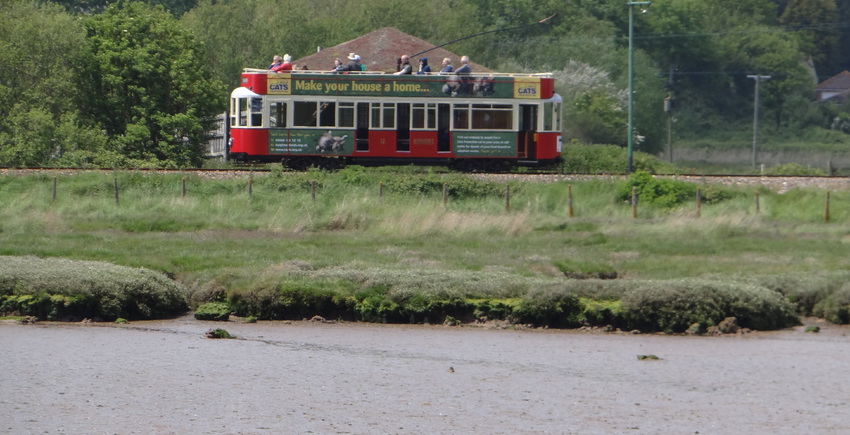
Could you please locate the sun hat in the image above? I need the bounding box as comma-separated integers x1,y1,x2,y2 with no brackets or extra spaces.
283,54,292,62
354,55,361,61
348,52,358,60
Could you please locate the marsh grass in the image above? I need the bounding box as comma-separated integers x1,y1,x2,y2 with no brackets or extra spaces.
2,169,850,329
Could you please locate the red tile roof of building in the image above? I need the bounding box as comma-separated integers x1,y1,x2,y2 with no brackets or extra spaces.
292,27,490,73
815,70,850,91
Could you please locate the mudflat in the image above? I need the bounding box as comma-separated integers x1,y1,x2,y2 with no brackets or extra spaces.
2,317,848,434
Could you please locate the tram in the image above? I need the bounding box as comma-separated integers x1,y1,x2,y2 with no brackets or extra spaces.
228,69,563,171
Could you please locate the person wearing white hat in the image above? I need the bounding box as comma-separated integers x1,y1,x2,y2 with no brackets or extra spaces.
344,52,360,72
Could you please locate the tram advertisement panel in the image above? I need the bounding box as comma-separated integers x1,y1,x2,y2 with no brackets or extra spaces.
267,74,544,99
269,130,354,155
453,132,516,157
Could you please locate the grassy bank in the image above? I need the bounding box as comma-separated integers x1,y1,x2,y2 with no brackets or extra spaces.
1,167,850,331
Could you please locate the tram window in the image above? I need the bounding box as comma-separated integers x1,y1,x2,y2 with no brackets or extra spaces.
238,98,249,127
411,103,436,130
251,98,263,127
319,102,336,127
471,104,512,130
230,98,240,127
371,103,381,128
453,104,469,130
554,102,562,131
270,102,287,128
543,103,553,131
382,104,395,129
338,102,354,128
412,103,426,129
294,101,318,126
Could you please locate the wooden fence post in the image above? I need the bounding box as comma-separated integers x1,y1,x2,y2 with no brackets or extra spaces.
755,192,760,215
631,186,637,219
379,181,384,202
696,188,702,218
181,177,186,198
567,184,574,218
311,181,316,202
52,176,57,202
113,178,119,205
442,183,448,207
505,185,510,212
824,191,830,223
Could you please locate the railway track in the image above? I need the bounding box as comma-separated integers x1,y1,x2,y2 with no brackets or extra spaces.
3,167,850,192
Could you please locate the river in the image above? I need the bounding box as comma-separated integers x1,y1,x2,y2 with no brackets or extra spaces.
1,316,848,434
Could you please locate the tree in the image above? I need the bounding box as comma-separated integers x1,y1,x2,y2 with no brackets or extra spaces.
779,0,840,78
48,0,200,17
75,1,226,167
0,0,107,167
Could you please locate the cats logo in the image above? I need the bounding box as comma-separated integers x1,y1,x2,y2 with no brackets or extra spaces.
513,77,541,99
267,76,292,95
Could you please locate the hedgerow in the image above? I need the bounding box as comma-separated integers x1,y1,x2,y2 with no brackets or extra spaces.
0,256,187,320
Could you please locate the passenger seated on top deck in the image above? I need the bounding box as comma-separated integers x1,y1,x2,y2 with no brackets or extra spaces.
394,55,412,75
454,55,471,75
417,57,431,75
271,54,293,72
331,58,345,73
269,55,282,70
344,53,361,72
439,57,453,74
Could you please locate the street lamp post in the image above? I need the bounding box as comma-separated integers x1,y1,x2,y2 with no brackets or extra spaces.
747,74,771,168
627,1,651,174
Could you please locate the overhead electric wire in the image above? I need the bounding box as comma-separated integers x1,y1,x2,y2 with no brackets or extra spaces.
410,13,557,58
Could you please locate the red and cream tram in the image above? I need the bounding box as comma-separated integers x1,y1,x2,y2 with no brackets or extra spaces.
228,69,562,171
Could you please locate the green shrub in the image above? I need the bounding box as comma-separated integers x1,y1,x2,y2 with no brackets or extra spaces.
561,143,677,174
229,279,356,320
0,256,187,320
620,279,798,333
813,283,850,324
618,171,697,208
580,298,623,326
511,289,582,328
194,302,231,321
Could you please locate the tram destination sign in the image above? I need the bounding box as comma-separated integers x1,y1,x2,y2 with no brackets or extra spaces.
265,73,546,99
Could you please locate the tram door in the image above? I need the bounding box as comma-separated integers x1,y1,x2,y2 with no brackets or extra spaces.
356,103,369,151
519,104,538,160
437,104,451,152
397,103,410,152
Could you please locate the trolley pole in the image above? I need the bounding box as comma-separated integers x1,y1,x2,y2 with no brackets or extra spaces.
747,74,770,168
627,1,651,174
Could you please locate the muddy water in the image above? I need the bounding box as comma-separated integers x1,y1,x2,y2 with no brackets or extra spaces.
2,317,849,435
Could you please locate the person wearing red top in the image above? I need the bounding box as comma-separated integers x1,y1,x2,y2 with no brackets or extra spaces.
272,54,293,72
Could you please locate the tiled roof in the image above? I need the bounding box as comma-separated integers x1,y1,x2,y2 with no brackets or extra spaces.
815,70,850,91
291,27,490,73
